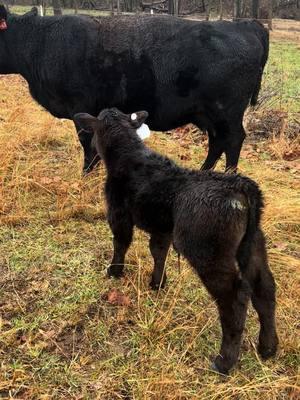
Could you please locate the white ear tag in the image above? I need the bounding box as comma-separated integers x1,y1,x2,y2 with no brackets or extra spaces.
136,123,151,140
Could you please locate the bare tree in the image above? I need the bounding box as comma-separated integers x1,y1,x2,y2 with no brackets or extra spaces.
73,0,78,14
268,0,273,29
252,0,260,18
206,0,211,19
174,0,179,15
234,0,242,18
219,0,223,19
53,0,62,15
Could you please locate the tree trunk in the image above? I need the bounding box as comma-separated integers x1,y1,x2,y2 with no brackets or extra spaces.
219,0,223,20
174,0,178,16
52,0,62,15
201,0,205,13
268,0,273,30
74,0,78,14
234,0,241,18
111,0,114,15
252,0,259,19
206,0,211,20
168,0,174,14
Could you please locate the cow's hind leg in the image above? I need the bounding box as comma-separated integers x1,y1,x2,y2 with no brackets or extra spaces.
149,233,171,290
200,130,225,171
107,210,133,278
198,264,251,374
224,121,246,173
248,231,278,359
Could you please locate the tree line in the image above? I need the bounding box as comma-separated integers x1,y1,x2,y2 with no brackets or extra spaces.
3,0,300,19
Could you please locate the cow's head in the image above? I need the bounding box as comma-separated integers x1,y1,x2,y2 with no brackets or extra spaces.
0,6,38,73
74,108,149,164
0,5,8,31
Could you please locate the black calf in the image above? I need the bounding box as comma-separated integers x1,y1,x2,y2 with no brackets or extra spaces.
74,108,278,374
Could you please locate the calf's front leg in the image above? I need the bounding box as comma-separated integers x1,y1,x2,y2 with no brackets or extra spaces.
149,233,171,290
107,209,133,278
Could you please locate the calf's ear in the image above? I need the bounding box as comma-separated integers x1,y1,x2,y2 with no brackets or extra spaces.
130,111,149,128
73,113,101,133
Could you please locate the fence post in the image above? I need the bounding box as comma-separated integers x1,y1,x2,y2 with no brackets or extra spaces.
268,0,273,30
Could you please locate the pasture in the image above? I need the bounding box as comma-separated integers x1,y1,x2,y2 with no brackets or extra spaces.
0,20,299,399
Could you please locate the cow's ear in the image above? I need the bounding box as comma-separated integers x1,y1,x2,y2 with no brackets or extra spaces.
130,111,149,128
0,5,7,20
24,7,38,17
74,113,101,133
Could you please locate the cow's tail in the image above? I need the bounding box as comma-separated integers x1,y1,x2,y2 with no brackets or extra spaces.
236,179,264,272
250,21,270,106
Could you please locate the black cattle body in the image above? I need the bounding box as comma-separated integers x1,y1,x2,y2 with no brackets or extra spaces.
0,5,269,172
74,108,278,375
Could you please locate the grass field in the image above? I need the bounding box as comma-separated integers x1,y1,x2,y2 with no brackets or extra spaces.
0,17,300,400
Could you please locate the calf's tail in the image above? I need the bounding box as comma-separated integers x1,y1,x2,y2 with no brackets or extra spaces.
236,182,264,272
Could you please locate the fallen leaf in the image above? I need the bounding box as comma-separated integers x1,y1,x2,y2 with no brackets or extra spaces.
40,177,53,185
104,288,131,307
274,242,288,251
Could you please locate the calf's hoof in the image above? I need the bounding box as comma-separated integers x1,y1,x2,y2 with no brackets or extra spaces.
107,265,124,278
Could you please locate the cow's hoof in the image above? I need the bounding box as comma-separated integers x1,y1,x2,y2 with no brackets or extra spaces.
211,356,231,375
149,277,166,291
258,339,278,360
107,265,124,278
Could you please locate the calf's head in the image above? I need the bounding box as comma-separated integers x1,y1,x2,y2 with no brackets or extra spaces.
74,108,149,160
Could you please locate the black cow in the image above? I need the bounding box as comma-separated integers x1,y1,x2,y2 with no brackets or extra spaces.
74,108,278,374
0,5,269,172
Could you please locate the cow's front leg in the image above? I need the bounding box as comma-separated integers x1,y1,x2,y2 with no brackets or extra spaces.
149,233,171,290
107,209,133,278
74,122,101,174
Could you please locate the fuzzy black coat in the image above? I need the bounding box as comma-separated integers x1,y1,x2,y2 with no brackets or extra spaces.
74,108,278,374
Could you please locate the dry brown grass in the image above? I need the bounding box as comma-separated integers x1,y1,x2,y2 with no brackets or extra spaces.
0,36,299,399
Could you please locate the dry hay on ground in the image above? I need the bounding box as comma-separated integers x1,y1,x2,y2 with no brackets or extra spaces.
0,73,299,399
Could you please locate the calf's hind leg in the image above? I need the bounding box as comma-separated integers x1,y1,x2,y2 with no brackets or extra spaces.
198,264,252,374
149,233,171,290
248,231,278,359
107,210,133,278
